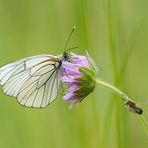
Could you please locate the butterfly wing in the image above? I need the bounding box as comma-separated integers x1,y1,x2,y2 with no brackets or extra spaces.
0,54,62,108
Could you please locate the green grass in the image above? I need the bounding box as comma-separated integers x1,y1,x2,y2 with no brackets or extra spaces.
0,0,148,148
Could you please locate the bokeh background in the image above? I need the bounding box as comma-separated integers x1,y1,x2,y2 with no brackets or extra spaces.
0,0,148,148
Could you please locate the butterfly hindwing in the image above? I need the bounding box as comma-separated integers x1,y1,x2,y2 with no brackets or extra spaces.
0,54,62,108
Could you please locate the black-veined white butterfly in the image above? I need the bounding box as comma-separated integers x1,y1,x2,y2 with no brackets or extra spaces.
0,26,76,108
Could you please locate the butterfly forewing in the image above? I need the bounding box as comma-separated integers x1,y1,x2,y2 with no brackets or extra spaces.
0,54,62,108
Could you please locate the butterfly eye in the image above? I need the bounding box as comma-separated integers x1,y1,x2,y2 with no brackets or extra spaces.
64,53,69,61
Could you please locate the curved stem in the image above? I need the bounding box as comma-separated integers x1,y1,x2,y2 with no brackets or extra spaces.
96,79,131,102
96,78,144,115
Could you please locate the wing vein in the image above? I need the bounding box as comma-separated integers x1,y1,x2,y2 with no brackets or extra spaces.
48,71,57,104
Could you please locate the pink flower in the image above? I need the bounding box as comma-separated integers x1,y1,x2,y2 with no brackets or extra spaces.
61,52,97,108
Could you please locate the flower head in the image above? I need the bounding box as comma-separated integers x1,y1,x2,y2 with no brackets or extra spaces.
61,51,97,108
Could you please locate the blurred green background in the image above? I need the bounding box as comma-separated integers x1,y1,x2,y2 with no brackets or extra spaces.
0,0,148,148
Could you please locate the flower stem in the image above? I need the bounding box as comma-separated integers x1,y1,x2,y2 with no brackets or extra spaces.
96,79,130,102
95,78,144,115
140,115,148,136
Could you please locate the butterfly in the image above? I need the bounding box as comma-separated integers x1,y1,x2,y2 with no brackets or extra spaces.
0,26,76,108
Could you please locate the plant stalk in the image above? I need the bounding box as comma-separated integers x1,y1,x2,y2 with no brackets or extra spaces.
96,78,144,115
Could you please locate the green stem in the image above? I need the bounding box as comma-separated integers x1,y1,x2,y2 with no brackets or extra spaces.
96,78,145,116
140,115,148,135
96,79,131,102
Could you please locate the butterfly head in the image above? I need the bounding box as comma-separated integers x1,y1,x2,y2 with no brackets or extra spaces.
63,52,70,61
62,47,78,62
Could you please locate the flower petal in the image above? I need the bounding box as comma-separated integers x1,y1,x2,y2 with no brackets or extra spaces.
61,76,73,83
69,83,79,91
62,62,81,76
71,52,89,67
63,92,76,101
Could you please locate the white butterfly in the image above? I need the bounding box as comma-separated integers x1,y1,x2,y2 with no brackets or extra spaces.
0,53,69,108
0,26,76,108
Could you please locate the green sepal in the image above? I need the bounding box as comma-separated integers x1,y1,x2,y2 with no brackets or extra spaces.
74,66,96,98
78,67,96,83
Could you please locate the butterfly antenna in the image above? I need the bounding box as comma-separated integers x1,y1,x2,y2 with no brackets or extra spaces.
64,26,76,52
65,46,79,53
